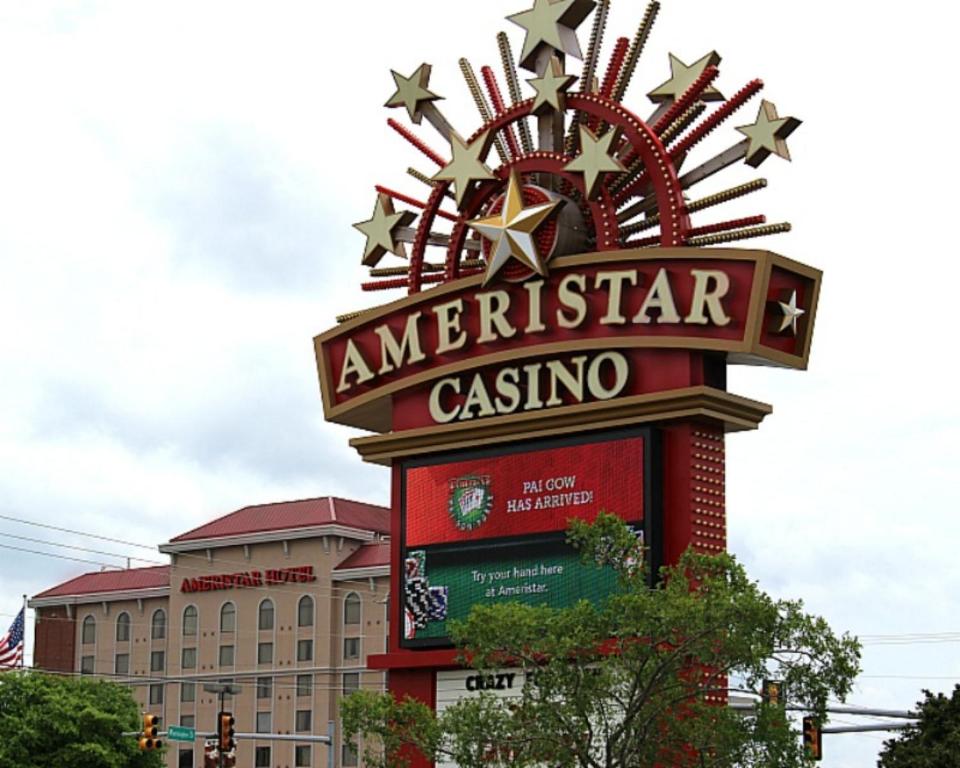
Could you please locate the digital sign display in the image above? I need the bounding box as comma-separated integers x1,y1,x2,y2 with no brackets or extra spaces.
400,429,658,647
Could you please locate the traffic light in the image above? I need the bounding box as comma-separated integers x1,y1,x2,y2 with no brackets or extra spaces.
218,711,235,753
138,713,162,751
802,716,822,761
762,679,784,705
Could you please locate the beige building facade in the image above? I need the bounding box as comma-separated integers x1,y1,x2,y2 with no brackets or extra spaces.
30,497,391,768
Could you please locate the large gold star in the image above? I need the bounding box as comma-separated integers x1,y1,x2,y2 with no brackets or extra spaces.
507,0,595,72
564,125,626,199
431,131,496,208
736,100,802,168
353,193,416,267
384,64,442,124
648,52,724,103
470,172,562,285
528,56,578,114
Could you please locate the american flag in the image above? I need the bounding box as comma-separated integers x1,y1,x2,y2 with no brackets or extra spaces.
0,608,24,668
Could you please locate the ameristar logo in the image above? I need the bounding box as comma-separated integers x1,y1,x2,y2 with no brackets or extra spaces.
448,475,493,531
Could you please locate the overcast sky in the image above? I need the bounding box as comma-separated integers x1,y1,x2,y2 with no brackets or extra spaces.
0,2,956,765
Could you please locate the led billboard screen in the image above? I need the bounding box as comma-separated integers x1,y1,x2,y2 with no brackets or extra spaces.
400,429,658,647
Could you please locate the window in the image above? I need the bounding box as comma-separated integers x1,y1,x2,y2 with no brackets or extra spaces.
81,615,95,644
180,715,195,728
181,647,196,670
114,653,129,675
151,609,166,640
116,612,131,642
255,747,271,768
296,674,312,697
219,645,234,667
342,672,360,695
178,749,193,768
257,642,273,665
297,639,313,662
256,711,271,733
258,599,274,631
298,595,314,627
182,605,197,637
344,593,361,625
80,655,94,674
295,745,311,767
149,684,163,705
257,677,272,699
180,682,195,702
295,709,312,732
344,637,360,660
220,602,236,633
219,678,235,700
342,741,359,767
150,650,165,672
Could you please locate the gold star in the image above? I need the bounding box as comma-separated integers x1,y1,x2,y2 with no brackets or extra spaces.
648,52,724,103
470,172,562,285
431,131,496,208
528,56,578,114
507,0,595,72
353,193,416,267
736,100,802,168
384,64,442,124
777,290,805,335
564,125,626,199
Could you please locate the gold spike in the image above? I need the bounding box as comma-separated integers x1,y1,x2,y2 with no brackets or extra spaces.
459,58,510,164
687,178,768,213
497,32,534,153
660,101,707,145
406,167,456,200
687,222,790,247
612,1,660,102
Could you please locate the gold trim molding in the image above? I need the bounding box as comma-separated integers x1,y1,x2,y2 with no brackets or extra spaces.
349,386,772,465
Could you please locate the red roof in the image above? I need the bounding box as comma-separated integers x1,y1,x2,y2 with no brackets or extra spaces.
168,497,390,543
33,565,170,600
334,541,390,571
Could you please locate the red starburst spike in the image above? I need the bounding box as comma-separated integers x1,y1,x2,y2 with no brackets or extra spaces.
480,65,521,158
601,37,630,99
375,185,458,222
387,118,447,167
652,64,720,135
669,79,763,158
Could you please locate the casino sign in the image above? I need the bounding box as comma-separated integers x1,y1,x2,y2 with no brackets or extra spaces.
312,0,820,746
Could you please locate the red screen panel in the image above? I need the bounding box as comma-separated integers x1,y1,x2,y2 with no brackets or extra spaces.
404,436,645,547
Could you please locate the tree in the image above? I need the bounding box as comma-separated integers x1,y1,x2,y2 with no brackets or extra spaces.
878,685,960,767
343,513,861,768
0,671,163,768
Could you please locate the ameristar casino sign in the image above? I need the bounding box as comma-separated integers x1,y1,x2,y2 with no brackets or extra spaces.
312,0,819,758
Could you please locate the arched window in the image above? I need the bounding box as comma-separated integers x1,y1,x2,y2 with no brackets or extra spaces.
116,612,131,642
220,602,236,633
182,605,198,637
81,615,96,644
151,609,166,640
258,599,274,631
298,596,314,628
344,593,361,626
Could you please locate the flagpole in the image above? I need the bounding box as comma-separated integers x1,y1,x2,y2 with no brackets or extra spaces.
21,594,27,671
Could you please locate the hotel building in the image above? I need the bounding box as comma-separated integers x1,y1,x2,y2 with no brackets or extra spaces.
29,496,391,768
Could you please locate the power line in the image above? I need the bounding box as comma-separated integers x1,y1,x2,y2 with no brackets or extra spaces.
0,530,164,565
0,512,159,551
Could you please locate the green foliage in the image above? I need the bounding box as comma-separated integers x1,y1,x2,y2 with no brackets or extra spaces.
0,671,163,768
877,685,960,768
344,513,861,768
